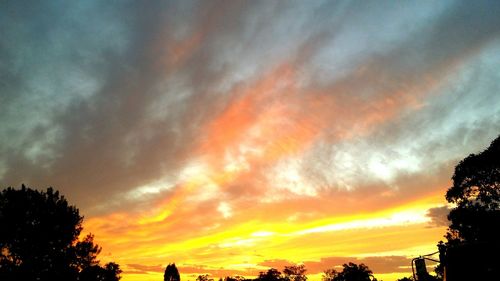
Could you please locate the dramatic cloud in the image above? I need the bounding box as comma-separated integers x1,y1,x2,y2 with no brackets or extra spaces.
2,1,500,281
426,206,452,228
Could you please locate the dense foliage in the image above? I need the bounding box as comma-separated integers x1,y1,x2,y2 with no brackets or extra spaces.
445,135,500,244
438,134,500,280
0,185,121,281
322,263,376,281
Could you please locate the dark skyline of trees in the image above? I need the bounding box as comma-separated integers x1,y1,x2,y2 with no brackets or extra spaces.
322,263,376,281
201,263,375,281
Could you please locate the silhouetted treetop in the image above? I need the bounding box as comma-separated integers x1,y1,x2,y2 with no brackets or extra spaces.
224,275,247,281
323,263,376,281
438,134,500,281
283,265,307,281
395,277,413,281
322,268,339,281
197,274,214,281
447,134,500,207
165,263,180,281
445,134,500,244
80,262,122,281
256,268,284,281
0,186,82,254
0,185,121,281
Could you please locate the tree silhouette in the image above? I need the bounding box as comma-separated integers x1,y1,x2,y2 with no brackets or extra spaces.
396,275,439,281
323,263,376,281
256,268,284,281
73,233,102,270
0,185,121,281
283,265,307,281
79,262,122,281
445,135,500,244
395,277,413,281
322,268,339,281
224,275,247,281
438,134,500,281
164,263,180,281
197,274,214,281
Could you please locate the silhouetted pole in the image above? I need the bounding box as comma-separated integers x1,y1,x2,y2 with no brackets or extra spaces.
412,251,440,281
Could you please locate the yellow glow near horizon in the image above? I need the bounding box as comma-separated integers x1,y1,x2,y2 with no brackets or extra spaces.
87,192,447,281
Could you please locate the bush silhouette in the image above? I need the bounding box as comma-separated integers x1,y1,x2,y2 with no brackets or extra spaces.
0,185,121,281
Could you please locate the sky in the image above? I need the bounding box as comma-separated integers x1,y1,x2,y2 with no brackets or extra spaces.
1,1,500,280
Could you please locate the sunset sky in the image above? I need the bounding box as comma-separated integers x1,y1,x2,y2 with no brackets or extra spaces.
2,1,500,281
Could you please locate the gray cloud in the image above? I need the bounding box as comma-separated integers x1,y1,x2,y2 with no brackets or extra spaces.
427,206,451,228
1,0,500,216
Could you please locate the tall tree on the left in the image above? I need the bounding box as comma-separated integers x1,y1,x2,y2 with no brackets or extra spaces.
0,185,121,281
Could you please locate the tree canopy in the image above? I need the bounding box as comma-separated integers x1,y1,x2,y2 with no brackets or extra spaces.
322,263,376,281
164,263,181,281
445,135,500,244
322,268,339,281
439,134,500,281
283,265,307,281
0,185,121,281
197,274,215,281
256,268,284,281
395,277,413,281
